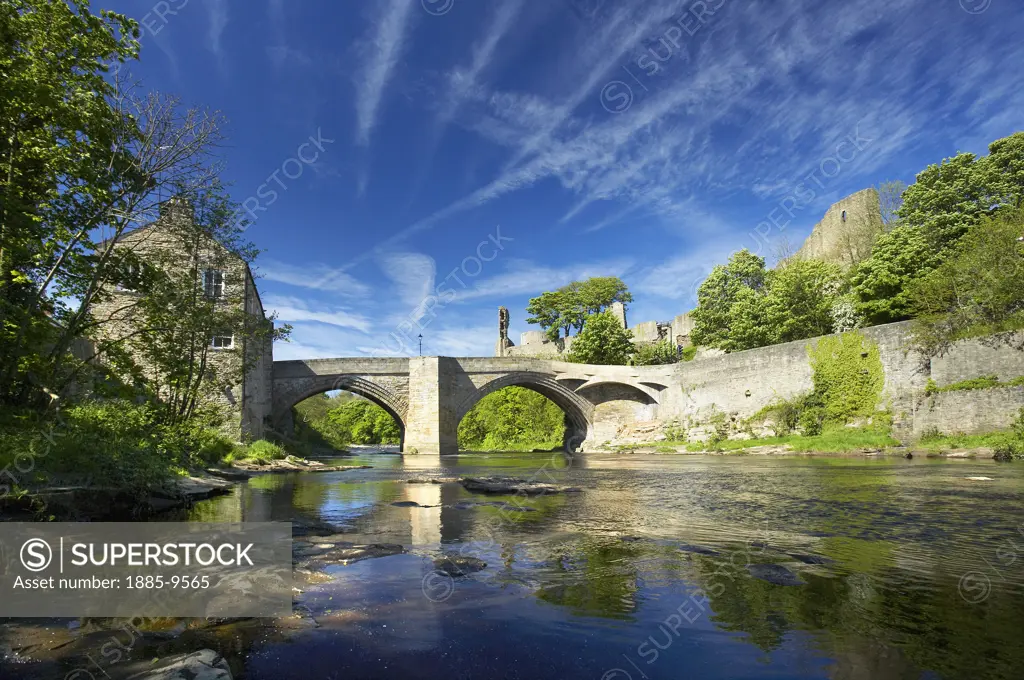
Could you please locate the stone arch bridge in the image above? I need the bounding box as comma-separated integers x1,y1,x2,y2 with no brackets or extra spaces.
270,357,676,455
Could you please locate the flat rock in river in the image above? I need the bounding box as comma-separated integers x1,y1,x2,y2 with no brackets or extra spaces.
433,555,487,577
123,649,231,679
460,476,581,495
294,541,405,570
747,563,805,586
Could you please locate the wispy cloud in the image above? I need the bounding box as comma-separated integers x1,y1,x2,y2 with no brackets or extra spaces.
377,252,436,322
264,295,373,333
354,0,418,146
454,257,636,302
258,259,371,297
205,0,229,70
436,0,524,127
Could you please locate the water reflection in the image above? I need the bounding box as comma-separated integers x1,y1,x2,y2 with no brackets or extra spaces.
12,452,1021,679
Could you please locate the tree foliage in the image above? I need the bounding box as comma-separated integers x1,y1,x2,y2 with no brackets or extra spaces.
849,223,935,325
630,339,679,366
0,0,139,404
458,386,565,451
877,179,907,227
328,398,401,445
691,252,845,352
690,250,767,349
526,276,632,341
567,310,634,365
909,210,1024,355
853,133,1024,326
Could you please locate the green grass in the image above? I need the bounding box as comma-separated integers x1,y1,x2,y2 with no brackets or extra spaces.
915,430,1014,451
683,425,900,453
222,439,288,465
926,374,1024,395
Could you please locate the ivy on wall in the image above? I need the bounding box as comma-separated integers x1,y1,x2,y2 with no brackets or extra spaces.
806,332,885,424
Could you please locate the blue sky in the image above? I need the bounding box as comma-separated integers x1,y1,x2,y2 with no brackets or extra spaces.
105,0,1024,360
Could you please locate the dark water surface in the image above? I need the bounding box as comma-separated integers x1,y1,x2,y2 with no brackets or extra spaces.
7,452,1024,679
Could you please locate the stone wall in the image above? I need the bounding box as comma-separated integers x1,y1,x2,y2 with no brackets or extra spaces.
910,387,1024,438
241,269,273,440
611,323,1021,446
793,187,884,268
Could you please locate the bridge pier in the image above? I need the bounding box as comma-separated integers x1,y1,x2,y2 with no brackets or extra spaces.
403,357,458,455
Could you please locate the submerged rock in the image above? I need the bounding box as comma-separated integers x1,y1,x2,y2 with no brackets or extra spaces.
747,563,805,586
124,649,231,679
787,552,834,565
391,500,433,507
460,476,581,495
452,500,536,512
678,544,721,556
293,541,405,570
433,555,487,577
407,477,460,484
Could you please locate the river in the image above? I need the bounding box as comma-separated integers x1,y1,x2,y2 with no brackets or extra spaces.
4,452,1024,679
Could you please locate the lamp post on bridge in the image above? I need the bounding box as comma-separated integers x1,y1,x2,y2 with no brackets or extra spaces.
418,334,423,356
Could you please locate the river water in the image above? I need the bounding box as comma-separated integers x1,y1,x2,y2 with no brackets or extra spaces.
6,452,1024,679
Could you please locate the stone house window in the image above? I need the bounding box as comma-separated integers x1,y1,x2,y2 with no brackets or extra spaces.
204,269,225,298
211,334,234,350
841,210,847,222
117,263,142,292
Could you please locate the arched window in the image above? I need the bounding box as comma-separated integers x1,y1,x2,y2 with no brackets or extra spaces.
841,210,848,222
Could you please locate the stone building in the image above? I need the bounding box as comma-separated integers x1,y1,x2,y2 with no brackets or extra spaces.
91,198,273,440
793,187,884,268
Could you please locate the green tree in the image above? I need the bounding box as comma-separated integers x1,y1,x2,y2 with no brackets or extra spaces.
981,131,1024,211
577,276,633,314
293,392,355,450
765,259,845,344
526,289,577,341
850,223,936,325
909,210,1024,355
568,311,634,365
327,398,401,445
692,253,843,352
690,249,767,348
526,276,632,340
457,386,565,451
0,0,139,404
897,151,989,253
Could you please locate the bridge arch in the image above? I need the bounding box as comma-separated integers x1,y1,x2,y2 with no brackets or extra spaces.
455,372,595,452
270,374,408,445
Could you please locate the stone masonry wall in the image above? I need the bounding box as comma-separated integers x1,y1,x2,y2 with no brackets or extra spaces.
601,323,1023,446
793,187,884,268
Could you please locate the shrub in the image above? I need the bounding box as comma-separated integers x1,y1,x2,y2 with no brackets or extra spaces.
748,397,803,436
631,340,679,366
993,409,1024,461
246,440,286,461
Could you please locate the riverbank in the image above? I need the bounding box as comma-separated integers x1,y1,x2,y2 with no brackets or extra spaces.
0,454,372,521
602,443,1000,458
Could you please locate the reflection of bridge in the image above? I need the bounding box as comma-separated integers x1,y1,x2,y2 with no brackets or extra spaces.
270,357,675,455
